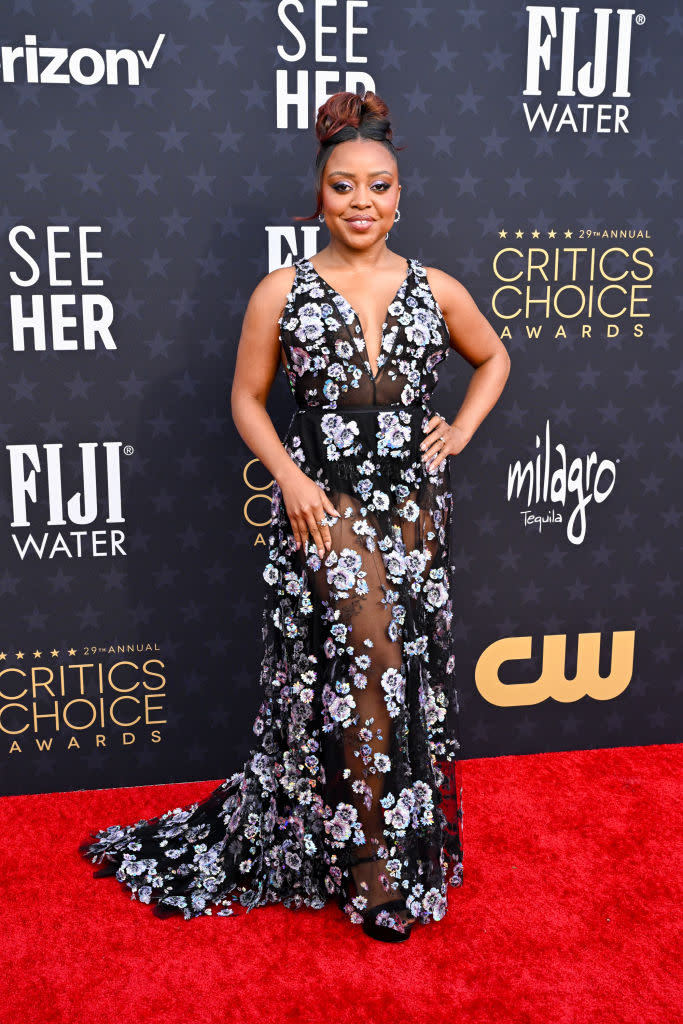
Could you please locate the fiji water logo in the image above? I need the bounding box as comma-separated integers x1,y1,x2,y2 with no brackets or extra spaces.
507,420,617,544
0,33,165,86
5,441,128,559
523,7,645,133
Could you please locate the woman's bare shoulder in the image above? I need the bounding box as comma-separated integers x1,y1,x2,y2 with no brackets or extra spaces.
248,263,297,312
239,263,299,349
421,264,473,316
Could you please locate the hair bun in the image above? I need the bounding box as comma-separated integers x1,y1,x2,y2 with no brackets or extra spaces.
315,90,393,147
293,89,400,222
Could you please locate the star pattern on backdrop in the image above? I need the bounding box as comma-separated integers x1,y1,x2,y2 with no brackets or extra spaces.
0,0,678,797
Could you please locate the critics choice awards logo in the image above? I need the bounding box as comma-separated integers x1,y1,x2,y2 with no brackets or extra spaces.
0,644,167,756
492,229,653,340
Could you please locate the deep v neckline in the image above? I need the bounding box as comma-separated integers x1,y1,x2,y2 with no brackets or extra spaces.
303,257,412,381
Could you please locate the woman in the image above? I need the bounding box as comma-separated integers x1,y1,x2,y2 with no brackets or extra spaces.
79,90,510,943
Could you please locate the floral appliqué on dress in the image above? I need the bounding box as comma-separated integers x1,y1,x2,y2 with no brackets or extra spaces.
80,256,464,929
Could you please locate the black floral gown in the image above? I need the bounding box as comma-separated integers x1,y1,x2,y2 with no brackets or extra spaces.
79,255,464,929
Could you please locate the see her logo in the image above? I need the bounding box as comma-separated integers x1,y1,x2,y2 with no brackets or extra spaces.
275,0,375,128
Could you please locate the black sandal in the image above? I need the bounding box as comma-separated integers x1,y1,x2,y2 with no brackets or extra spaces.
337,852,414,943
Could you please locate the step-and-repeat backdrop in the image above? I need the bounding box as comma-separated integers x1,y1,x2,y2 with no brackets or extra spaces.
1,3,678,796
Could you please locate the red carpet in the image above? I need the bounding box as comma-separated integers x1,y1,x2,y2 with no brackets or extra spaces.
2,744,680,1024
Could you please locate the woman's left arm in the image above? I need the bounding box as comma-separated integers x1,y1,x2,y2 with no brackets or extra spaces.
421,266,511,472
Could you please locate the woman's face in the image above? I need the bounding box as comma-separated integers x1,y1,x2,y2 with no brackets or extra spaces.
319,137,400,249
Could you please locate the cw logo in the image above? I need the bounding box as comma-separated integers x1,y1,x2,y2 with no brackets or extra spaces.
476,631,635,707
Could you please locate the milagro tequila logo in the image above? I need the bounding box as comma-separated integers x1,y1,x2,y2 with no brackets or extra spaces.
6,441,128,559
0,33,165,86
507,420,617,544
523,6,645,133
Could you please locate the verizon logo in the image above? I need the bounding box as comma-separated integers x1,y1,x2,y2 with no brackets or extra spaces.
0,33,165,86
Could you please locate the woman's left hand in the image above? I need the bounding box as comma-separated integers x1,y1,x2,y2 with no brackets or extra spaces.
420,414,469,472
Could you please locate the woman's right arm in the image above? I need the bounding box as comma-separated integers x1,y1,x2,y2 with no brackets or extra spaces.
230,267,339,556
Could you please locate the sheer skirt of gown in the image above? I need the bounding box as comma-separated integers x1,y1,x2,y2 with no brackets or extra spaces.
79,255,464,933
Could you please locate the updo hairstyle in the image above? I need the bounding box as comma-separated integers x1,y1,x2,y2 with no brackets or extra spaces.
295,90,403,222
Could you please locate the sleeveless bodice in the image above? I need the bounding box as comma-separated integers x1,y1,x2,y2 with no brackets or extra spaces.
278,256,451,410
78,252,464,929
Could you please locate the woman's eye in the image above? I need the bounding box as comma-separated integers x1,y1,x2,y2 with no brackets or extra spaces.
332,182,391,192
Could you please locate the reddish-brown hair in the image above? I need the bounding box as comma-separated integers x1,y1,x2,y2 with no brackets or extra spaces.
294,90,404,222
